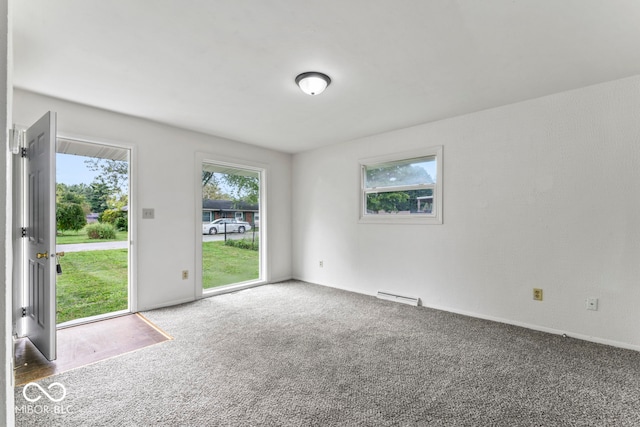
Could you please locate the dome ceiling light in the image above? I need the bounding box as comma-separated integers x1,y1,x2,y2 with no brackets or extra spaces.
295,72,331,96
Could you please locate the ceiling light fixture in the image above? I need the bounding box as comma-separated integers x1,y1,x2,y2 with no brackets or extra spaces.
295,72,331,96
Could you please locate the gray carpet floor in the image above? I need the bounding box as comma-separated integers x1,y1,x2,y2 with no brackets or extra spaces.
14,281,640,426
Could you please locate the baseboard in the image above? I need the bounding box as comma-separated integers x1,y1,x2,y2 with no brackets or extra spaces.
269,275,294,284
291,276,377,297
416,302,640,352
292,278,640,353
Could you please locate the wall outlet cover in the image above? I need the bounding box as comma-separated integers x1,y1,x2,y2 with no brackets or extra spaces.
533,288,543,301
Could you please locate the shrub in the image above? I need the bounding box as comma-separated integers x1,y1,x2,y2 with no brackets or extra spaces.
86,222,117,240
99,209,116,224
225,238,259,251
56,202,87,234
101,208,128,231
114,216,128,231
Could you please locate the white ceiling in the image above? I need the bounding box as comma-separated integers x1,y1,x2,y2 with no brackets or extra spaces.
12,1,640,154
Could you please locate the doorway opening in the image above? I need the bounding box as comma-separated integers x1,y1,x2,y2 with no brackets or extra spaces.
200,162,262,291
55,138,131,326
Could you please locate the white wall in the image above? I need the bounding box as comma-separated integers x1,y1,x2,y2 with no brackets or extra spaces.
13,89,292,311
292,75,640,350
1,0,13,425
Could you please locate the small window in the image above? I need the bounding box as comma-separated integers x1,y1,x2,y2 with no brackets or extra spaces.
360,146,442,224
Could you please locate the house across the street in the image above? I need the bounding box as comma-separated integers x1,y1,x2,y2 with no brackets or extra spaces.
86,213,99,223
202,199,259,225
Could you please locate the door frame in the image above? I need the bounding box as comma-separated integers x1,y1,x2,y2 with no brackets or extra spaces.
12,133,138,337
12,126,26,339
195,152,268,299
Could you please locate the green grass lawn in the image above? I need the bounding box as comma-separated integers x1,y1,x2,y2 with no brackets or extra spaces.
56,227,128,245
56,242,258,323
202,241,259,289
56,249,128,324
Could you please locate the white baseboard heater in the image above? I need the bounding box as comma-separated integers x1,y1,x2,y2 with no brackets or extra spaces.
376,291,421,306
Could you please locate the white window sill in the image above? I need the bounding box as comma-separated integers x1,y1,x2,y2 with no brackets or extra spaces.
359,214,442,225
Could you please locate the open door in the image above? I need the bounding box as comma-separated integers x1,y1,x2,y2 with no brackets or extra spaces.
24,112,57,361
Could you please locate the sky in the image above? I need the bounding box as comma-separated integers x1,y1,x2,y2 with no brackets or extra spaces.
56,153,99,185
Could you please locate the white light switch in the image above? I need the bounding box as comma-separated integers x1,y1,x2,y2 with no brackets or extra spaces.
142,208,155,219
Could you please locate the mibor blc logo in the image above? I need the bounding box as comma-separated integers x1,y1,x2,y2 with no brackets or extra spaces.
22,382,67,403
16,382,71,416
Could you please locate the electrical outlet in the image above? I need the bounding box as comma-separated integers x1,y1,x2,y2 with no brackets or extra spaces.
533,288,543,301
586,298,598,311
182,270,189,280
319,260,323,268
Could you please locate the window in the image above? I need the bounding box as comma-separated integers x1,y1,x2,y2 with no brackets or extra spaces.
200,161,263,291
360,146,443,224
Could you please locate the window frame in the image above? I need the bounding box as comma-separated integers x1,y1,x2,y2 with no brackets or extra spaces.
195,153,267,299
359,146,443,225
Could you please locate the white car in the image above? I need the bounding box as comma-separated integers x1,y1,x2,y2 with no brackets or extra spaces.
202,218,252,235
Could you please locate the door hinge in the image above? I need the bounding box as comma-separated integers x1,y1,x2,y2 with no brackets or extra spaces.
20,147,27,158
21,227,27,238
21,307,26,317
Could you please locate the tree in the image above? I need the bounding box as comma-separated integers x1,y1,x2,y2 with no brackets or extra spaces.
364,162,434,213
221,174,259,203
202,171,216,187
366,192,411,213
202,171,258,202
100,208,128,231
86,182,111,213
56,203,87,234
203,184,230,200
365,163,433,188
56,183,91,214
85,158,128,198
202,172,231,200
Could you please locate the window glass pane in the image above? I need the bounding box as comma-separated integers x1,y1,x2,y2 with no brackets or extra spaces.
365,189,434,215
202,163,261,290
202,211,211,222
365,156,436,189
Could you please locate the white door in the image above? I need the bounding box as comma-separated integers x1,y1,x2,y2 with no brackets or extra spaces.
24,112,57,361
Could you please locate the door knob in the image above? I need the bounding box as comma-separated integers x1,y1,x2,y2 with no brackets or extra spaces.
36,252,49,259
